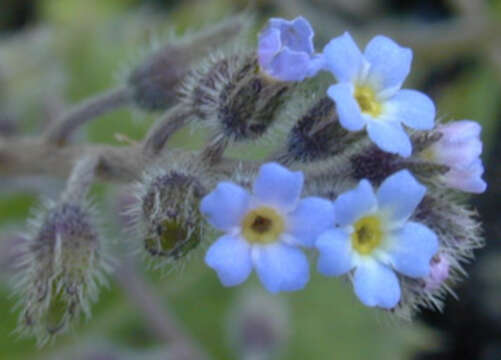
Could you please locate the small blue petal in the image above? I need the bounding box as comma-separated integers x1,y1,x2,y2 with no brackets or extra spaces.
387,89,435,130
205,235,252,286
323,32,364,83
270,16,315,54
259,17,319,82
258,27,282,68
253,162,304,212
333,179,376,226
253,242,310,293
287,197,335,247
327,83,365,131
376,169,426,225
316,228,354,276
387,222,439,278
268,48,313,82
353,261,400,309
366,118,412,157
200,182,250,231
364,35,412,92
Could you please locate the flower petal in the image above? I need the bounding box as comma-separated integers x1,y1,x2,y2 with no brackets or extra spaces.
253,162,304,212
438,120,481,143
366,118,412,157
270,16,315,54
287,197,335,247
267,48,313,82
316,228,354,276
444,159,487,193
327,83,366,131
376,169,426,225
258,27,281,68
386,90,435,130
353,260,400,309
364,35,412,92
333,179,376,226
253,242,309,293
200,182,250,231
205,235,252,286
386,222,438,278
323,32,364,83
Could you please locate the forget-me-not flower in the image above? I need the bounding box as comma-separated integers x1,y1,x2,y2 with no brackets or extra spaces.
420,120,486,193
315,170,439,308
258,17,325,82
323,32,435,157
200,162,334,293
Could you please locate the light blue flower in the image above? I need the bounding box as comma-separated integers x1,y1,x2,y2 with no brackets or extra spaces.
258,17,325,82
420,120,486,193
200,162,334,293
323,32,436,157
315,170,439,308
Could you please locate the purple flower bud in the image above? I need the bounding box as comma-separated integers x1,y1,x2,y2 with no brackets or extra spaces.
427,120,486,193
424,254,450,291
258,17,324,82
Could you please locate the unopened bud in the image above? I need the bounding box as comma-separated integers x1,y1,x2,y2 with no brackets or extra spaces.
128,14,251,111
424,253,450,291
349,145,402,185
413,121,486,193
282,96,361,164
14,200,109,344
130,164,207,268
182,53,292,142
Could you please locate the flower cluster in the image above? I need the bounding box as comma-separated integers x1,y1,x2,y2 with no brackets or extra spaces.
198,16,487,312
202,163,438,308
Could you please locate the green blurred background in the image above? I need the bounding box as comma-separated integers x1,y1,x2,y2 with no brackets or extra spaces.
0,0,500,359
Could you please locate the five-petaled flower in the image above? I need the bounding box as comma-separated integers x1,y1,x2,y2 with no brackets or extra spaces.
200,162,334,293
420,120,486,193
258,16,325,82
323,32,435,157
315,170,439,308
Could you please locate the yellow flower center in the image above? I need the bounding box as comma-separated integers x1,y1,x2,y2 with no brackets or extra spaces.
241,206,285,244
419,147,437,162
354,85,382,117
351,215,383,255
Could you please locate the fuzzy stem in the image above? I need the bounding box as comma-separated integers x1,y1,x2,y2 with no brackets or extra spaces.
115,259,209,360
44,86,133,145
142,105,194,157
61,155,99,203
0,137,247,183
199,133,230,166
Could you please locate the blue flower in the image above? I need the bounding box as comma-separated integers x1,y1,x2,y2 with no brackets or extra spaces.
258,17,325,82
323,32,436,157
315,170,439,308
200,162,334,293
420,120,486,193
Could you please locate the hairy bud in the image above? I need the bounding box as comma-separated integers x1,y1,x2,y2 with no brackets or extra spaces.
349,145,402,185
281,97,361,164
181,53,292,142
13,200,109,345
392,192,482,317
128,15,252,111
129,161,208,269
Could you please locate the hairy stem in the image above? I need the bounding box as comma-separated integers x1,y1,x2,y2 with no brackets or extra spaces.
45,86,133,145
142,105,194,157
0,137,248,183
